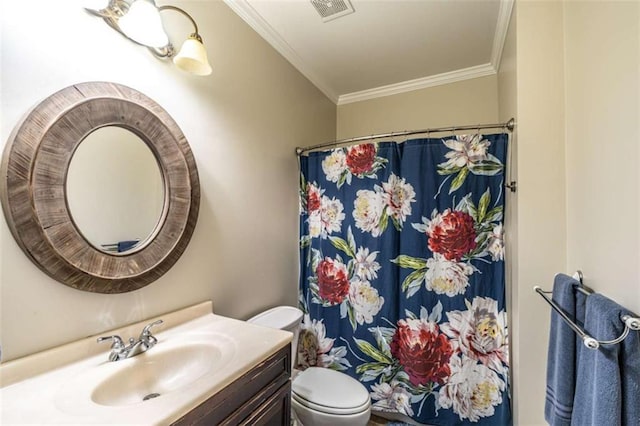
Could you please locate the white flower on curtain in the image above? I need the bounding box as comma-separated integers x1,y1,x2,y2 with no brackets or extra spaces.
348,279,385,325
322,149,347,183
297,314,350,371
353,189,386,236
319,197,345,237
440,297,509,375
353,174,416,236
354,247,381,280
441,135,492,167
424,253,474,297
370,381,415,416
438,355,506,422
487,224,505,261
382,174,416,224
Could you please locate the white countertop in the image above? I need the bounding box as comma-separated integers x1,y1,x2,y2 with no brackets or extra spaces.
0,302,292,425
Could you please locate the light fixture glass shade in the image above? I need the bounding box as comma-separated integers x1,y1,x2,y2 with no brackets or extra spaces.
173,36,212,76
118,0,169,48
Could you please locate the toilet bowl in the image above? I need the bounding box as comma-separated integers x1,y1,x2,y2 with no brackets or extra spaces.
247,306,371,426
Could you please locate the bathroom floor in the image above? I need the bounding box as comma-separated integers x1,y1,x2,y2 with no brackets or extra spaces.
293,414,396,425
368,414,417,425
368,415,391,425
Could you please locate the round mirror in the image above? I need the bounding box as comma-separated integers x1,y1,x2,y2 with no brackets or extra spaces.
0,82,200,293
66,126,165,254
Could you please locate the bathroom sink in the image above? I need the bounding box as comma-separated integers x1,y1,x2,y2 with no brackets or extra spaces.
91,342,223,406
54,331,237,416
0,302,292,425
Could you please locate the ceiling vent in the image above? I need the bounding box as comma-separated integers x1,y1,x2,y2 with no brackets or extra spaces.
310,0,355,23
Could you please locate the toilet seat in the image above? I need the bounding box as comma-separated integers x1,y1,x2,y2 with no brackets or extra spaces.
292,392,371,415
292,367,371,415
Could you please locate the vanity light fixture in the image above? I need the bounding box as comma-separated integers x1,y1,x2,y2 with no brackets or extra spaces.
85,0,212,76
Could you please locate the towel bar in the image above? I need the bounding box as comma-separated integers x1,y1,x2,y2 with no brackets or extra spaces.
535,284,640,350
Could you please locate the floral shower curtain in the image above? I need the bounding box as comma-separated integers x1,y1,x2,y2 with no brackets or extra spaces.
298,133,511,425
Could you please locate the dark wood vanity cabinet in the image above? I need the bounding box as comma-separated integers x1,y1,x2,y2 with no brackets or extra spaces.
172,344,291,426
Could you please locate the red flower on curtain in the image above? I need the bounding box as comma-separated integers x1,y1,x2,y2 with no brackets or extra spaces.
306,184,322,212
390,318,454,386
346,144,376,175
427,210,477,261
316,258,350,304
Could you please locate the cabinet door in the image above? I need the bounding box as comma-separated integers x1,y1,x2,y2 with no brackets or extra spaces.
227,381,291,426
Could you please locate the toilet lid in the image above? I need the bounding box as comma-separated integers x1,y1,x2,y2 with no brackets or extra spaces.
292,367,371,415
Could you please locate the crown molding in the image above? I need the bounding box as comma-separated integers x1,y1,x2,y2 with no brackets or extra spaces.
337,63,496,105
491,0,515,70
223,0,339,104
225,0,514,106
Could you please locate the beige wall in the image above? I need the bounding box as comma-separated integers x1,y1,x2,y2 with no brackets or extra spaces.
497,2,640,425
0,0,335,361
497,2,520,423
564,1,640,314
336,75,499,139
515,2,568,425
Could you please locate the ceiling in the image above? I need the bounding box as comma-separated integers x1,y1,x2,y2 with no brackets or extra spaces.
224,0,513,105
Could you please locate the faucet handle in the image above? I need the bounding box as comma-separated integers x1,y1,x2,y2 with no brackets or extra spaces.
139,320,163,347
140,319,163,337
97,335,127,362
97,335,125,349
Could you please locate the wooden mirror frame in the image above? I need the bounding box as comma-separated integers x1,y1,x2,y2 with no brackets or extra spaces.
0,82,200,293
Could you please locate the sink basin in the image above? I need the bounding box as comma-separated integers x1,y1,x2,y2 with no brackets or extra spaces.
91,342,222,406
54,331,237,416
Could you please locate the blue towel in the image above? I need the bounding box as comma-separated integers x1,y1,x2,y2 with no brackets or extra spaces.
544,273,587,426
117,240,139,252
572,293,640,426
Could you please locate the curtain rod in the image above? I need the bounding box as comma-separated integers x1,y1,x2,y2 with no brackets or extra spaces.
296,118,515,156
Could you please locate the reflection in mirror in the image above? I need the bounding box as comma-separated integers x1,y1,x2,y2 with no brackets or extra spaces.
66,126,165,254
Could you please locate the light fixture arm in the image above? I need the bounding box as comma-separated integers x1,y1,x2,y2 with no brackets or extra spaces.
158,5,202,40
150,5,203,58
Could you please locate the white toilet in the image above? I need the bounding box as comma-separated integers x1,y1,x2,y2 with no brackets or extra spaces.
247,306,371,426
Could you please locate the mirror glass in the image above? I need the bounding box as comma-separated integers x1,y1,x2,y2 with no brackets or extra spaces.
66,126,165,254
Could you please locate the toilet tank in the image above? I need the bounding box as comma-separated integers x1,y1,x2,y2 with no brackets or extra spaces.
247,306,303,371
247,306,303,333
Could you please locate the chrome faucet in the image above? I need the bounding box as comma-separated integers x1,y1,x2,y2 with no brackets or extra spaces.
97,319,163,362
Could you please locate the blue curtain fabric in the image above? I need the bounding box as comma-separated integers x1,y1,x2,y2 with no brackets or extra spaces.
298,134,511,425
